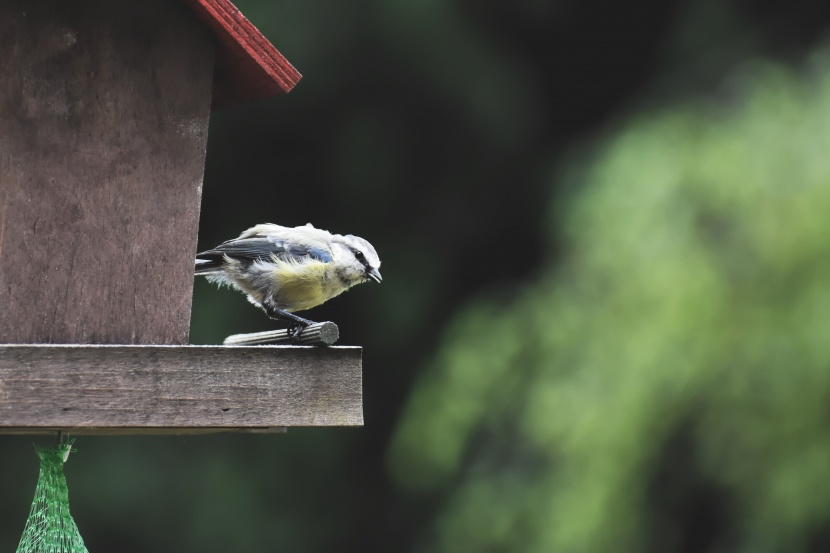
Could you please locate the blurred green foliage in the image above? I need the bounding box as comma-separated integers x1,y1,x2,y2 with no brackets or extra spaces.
390,53,830,552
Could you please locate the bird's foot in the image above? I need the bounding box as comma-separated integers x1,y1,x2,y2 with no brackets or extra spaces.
262,302,317,343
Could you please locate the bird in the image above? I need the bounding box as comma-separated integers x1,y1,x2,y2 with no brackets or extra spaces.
195,223,382,339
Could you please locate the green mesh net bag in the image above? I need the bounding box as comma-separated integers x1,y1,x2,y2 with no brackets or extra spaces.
16,443,89,553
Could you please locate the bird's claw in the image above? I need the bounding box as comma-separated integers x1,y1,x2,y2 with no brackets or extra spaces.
287,321,306,344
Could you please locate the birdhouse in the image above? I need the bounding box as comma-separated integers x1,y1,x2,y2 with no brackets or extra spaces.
0,0,363,433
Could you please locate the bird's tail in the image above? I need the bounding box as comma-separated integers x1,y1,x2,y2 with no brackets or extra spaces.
195,257,223,275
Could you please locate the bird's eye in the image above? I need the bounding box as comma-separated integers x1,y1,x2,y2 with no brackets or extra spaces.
354,250,365,260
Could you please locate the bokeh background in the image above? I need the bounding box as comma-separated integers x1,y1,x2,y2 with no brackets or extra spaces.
4,0,830,551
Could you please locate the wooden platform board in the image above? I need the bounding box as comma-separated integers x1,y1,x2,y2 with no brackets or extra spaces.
0,345,362,433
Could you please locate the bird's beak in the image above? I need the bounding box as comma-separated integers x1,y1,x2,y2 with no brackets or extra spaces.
366,267,382,283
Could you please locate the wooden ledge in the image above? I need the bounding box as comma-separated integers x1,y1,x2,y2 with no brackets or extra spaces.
0,345,362,434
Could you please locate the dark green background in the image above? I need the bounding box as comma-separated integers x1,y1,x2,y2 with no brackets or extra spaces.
4,0,830,551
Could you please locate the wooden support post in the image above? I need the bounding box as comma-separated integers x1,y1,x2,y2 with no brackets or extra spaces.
224,322,340,346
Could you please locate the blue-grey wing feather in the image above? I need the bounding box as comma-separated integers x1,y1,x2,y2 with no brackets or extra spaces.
197,236,332,267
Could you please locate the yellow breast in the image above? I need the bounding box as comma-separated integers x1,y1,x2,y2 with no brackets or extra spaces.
271,259,343,312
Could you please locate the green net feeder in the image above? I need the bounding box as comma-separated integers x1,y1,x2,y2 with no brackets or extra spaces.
16,443,88,553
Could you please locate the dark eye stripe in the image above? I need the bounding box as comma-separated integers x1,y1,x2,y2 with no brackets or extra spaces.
352,249,371,268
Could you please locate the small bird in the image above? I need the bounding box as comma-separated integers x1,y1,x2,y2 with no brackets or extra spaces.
195,223,382,338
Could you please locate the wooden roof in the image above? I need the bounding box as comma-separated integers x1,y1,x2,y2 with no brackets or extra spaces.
180,0,302,109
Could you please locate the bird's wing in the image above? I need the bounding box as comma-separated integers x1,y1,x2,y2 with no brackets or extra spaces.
197,235,333,266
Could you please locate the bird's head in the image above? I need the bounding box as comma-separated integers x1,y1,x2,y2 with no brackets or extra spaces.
331,234,382,287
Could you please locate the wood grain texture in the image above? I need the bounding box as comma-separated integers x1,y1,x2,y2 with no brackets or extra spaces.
0,345,363,431
0,0,214,345
1,427,288,435
180,0,302,108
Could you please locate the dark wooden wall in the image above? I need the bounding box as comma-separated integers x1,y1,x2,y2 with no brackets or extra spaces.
0,0,214,344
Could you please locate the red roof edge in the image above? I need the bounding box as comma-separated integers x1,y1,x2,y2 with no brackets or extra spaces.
180,0,302,109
